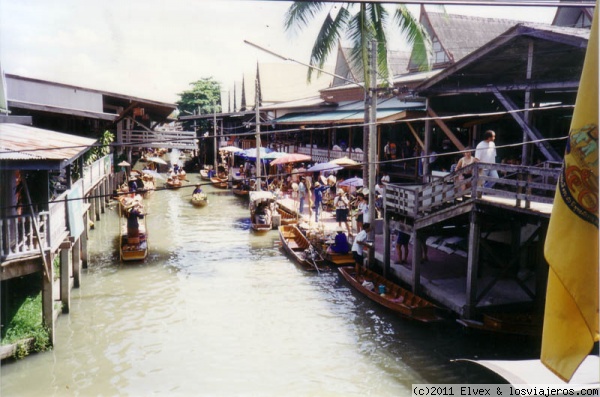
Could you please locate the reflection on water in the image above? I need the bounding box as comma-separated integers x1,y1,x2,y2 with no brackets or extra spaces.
1,179,535,396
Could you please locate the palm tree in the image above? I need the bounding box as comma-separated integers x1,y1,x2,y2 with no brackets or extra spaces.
284,2,431,87
285,2,431,188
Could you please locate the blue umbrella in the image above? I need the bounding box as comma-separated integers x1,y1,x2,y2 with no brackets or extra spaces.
339,177,363,187
262,151,287,160
242,147,271,159
307,162,343,173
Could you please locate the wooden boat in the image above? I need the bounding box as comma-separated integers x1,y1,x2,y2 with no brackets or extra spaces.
210,176,228,189
200,169,211,181
119,206,148,262
249,191,276,232
165,177,182,189
323,251,354,267
277,206,299,225
232,185,250,197
337,266,446,322
278,225,326,272
191,192,209,207
177,170,187,180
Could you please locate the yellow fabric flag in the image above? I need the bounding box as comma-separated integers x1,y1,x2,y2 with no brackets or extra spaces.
542,3,599,382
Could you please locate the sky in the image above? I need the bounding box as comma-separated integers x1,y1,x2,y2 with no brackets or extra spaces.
0,0,557,105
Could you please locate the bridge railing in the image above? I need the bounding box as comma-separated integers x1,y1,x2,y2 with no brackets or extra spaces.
122,129,196,150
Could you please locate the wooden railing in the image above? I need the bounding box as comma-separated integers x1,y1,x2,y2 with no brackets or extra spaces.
1,156,112,262
122,129,196,150
295,147,363,163
0,213,50,260
384,163,561,219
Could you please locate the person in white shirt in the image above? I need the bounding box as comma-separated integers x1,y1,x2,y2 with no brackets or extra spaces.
380,172,390,184
474,130,499,189
351,223,371,273
355,193,369,232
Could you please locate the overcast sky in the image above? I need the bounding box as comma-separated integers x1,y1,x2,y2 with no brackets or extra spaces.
0,0,557,104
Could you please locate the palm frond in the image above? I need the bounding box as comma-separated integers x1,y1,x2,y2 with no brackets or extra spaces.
366,3,391,85
284,2,326,33
306,6,351,82
347,5,381,88
394,5,432,71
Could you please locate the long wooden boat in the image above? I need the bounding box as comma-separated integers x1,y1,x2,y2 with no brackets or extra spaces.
249,191,276,232
232,180,251,197
210,176,228,189
278,225,326,272
165,178,182,189
120,208,148,262
191,192,209,207
337,266,446,322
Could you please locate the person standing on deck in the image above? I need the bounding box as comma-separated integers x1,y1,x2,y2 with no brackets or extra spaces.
334,190,351,236
298,177,307,214
313,182,329,223
475,130,499,190
395,231,410,264
455,147,479,192
355,193,369,232
352,223,371,274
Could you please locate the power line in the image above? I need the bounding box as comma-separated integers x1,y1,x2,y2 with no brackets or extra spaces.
0,103,574,155
1,134,566,211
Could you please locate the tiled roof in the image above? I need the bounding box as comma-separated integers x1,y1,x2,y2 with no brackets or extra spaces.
424,11,518,64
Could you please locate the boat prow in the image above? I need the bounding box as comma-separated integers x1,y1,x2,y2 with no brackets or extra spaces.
278,225,327,272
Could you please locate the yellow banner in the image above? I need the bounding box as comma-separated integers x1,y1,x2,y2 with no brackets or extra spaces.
542,3,599,382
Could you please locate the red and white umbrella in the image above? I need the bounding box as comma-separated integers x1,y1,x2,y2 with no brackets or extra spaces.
269,153,311,166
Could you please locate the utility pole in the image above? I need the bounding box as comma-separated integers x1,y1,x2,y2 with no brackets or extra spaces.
367,40,377,240
255,78,261,191
213,100,218,173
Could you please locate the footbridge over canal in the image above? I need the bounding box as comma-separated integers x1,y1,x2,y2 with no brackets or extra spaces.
119,128,197,151
379,162,562,328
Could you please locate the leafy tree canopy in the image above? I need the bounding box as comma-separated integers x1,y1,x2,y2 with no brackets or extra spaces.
176,77,222,116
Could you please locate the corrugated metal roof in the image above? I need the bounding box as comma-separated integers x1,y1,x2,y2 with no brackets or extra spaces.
8,99,117,121
0,123,97,161
273,101,425,125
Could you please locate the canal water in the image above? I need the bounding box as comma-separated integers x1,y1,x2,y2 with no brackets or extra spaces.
1,180,540,396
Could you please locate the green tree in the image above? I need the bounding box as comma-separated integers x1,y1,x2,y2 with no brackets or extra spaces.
176,77,222,117
284,2,431,88
177,77,222,135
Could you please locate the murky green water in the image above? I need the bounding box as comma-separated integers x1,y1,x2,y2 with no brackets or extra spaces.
1,177,537,396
